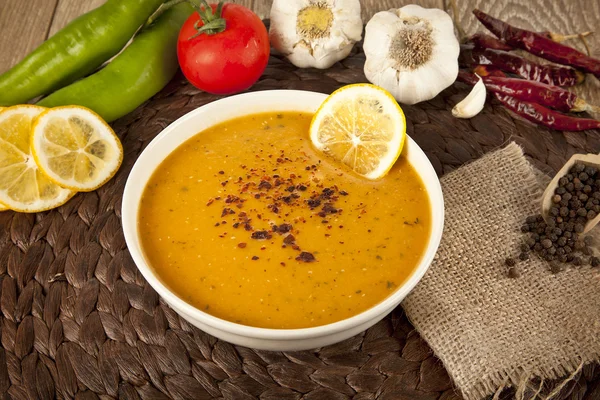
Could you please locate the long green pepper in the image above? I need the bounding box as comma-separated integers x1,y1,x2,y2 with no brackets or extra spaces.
0,0,166,106
39,3,194,122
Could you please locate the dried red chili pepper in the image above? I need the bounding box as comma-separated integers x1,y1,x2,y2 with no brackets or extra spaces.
460,45,585,86
467,32,513,51
473,9,600,79
458,71,598,113
494,93,600,131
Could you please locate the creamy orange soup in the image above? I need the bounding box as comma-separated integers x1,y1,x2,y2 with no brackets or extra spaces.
139,112,431,329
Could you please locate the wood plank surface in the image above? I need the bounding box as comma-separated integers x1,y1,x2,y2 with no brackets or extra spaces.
48,0,106,37
0,0,59,73
0,0,598,105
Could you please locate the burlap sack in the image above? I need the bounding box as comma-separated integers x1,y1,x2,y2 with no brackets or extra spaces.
402,142,600,400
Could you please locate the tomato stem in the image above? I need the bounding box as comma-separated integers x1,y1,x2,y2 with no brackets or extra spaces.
189,0,226,38
144,0,226,36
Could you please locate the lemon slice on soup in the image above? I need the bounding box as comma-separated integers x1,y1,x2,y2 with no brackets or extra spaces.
31,106,123,192
0,105,74,212
310,84,406,180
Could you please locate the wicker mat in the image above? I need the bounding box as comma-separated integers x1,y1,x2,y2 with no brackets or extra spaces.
2,44,600,400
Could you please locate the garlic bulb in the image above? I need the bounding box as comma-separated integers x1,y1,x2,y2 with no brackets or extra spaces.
452,74,486,118
363,5,459,105
269,0,363,69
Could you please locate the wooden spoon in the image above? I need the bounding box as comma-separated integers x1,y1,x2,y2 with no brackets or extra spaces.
541,153,600,234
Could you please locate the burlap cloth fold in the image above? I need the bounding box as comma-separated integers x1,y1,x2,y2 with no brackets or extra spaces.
403,142,600,400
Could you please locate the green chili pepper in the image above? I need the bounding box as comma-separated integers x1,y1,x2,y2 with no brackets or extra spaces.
0,0,166,106
39,3,194,123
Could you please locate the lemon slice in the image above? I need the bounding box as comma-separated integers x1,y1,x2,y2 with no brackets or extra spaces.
31,106,123,192
0,105,74,212
0,107,7,211
310,84,407,180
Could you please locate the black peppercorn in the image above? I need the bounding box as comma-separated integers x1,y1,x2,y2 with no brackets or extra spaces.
550,261,563,274
557,237,567,247
587,210,597,220
559,177,569,186
505,258,516,267
575,224,584,233
541,239,552,249
591,257,600,267
552,194,561,203
573,256,583,266
521,224,530,233
507,267,521,278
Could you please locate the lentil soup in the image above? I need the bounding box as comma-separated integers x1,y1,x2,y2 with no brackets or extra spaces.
139,112,431,329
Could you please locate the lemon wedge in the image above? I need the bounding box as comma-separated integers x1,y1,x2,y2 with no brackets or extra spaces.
0,105,74,212
310,84,406,180
31,106,123,192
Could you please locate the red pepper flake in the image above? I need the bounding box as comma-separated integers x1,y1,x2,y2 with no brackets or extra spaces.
218,170,225,175
258,180,272,190
215,222,220,227
236,204,243,209
283,234,296,245
339,190,348,196
322,187,334,197
206,199,214,206
225,195,240,203
286,186,295,192
233,222,240,229
296,252,316,262
273,223,293,234
244,222,253,231
307,199,321,209
252,256,259,260
251,231,273,240
280,262,286,266
254,194,261,199
297,184,307,191
221,208,235,217
291,244,301,251
238,243,247,248
305,166,311,171
221,181,228,187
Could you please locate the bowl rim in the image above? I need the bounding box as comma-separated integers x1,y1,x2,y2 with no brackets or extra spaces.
122,89,444,340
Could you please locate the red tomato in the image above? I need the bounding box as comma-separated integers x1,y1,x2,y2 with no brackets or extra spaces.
177,4,270,95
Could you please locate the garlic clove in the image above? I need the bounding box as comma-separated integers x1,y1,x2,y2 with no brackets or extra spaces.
452,74,487,118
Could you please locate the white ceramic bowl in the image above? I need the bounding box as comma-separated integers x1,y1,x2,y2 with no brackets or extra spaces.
122,90,444,351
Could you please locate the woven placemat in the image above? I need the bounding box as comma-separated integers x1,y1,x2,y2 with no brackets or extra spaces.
1,43,600,400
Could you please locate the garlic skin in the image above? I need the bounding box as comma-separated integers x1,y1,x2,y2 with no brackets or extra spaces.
363,5,459,105
269,0,363,69
452,74,486,118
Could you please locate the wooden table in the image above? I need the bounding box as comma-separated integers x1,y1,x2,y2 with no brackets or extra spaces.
1,0,599,105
